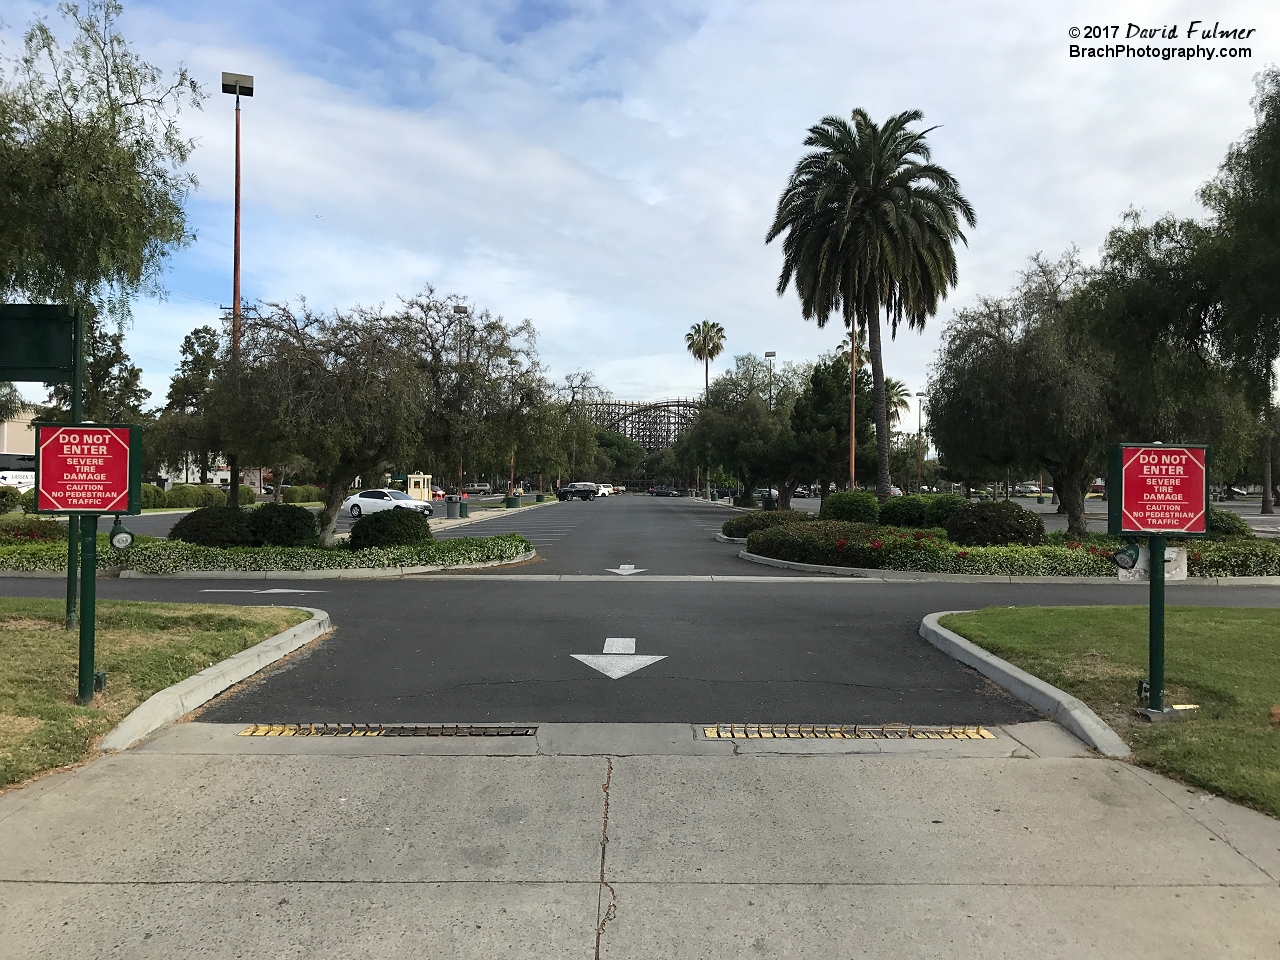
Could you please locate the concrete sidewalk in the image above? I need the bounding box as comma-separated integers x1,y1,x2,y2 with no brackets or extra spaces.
1,721,1277,958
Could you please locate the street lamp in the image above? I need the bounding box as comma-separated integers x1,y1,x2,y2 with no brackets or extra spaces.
222,71,253,507
915,391,927,494
508,357,520,496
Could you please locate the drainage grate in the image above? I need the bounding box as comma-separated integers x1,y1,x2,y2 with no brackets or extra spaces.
237,723,537,737
703,723,994,740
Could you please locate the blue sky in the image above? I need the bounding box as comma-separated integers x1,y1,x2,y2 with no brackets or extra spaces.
5,0,1278,423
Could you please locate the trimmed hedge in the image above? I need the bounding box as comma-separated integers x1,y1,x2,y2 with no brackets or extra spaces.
819,490,879,523
19,488,36,514
877,495,928,528
721,509,818,539
945,500,1045,546
169,506,254,548
140,483,166,509
1188,540,1280,577
349,508,433,549
0,533,532,574
0,485,21,515
924,494,969,528
734,491,758,508
283,484,324,504
1208,506,1254,539
164,485,202,508
247,502,318,547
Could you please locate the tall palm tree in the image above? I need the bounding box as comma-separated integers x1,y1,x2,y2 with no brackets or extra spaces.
883,378,912,427
766,109,975,499
685,321,727,401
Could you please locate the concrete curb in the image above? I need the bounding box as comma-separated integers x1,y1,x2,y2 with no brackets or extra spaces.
919,611,1131,758
715,533,747,544
99,607,333,751
736,550,1280,585
116,549,537,580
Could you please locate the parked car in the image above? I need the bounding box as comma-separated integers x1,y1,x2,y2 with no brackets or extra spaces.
752,488,779,501
597,483,614,497
342,488,434,519
650,485,681,497
613,485,626,494
461,482,492,495
558,482,598,501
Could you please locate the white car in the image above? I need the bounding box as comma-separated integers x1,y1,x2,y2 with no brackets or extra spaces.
597,484,614,497
342,488,434,519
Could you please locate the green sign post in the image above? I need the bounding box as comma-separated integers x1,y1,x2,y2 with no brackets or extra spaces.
35,423,143,704
1108,443,1209,716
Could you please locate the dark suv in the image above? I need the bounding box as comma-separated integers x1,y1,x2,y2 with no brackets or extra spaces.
558,482,598,501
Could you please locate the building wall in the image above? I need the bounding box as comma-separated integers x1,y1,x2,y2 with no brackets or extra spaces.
0,415,35,455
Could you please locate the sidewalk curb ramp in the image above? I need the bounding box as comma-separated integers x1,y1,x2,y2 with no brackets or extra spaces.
99,607,333,752
115,550,537,580
737,550,1280,585
919,611,1131,758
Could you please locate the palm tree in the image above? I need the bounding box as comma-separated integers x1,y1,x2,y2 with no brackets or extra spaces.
685,321,727,401
767,109,975,500
883,378,911,427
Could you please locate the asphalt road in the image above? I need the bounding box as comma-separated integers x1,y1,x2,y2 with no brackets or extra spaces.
6,495,1280,726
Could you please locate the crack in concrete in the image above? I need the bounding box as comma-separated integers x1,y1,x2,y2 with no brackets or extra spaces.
594,757,617,960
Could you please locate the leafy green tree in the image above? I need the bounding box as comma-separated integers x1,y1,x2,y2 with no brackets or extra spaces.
40,311,150,422
767,108,975,501
152,325,222,483
0,0,200,320
1198,68,1280,513
595,429,646,482
685,321,727,399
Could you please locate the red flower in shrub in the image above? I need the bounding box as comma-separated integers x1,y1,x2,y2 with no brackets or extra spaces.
836,539,848,551
957,550,969,558
1067,541,1080,549
871,539,883,550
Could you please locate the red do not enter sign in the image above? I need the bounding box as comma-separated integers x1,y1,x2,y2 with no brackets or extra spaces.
1119,445,1208,535
37,425,133,513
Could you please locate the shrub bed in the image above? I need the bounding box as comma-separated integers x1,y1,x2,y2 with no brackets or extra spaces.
746,521,1119,577
169,506,254,548
946,500,1045,546
349,508,433,549
1187,540,1280,577
877,494,928,528
1208,506,1254,539
819,490,879,523
0,516,66,545
721,510,817,539
247,502,319,547
924,494,969,528
163,484,202,508
0,533,532,574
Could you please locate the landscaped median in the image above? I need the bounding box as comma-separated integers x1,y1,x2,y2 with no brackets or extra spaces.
0,598,311,788
0,532,533,576
939,606,1280,819
741,519,1280,578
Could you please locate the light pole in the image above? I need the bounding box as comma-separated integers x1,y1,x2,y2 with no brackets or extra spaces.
915,391,926,494
222,72,253,507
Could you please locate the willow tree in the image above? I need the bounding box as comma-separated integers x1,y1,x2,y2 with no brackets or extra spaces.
767,109,974,500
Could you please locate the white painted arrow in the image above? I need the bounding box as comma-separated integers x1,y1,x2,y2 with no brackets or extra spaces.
606,564,648,576
571,637,666,679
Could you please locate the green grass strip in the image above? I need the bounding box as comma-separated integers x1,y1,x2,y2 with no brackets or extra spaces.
940,605,1280,818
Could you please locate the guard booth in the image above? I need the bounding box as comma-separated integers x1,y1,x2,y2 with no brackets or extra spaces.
406,473,434,501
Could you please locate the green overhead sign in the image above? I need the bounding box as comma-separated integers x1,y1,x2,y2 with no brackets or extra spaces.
0,305,75,382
